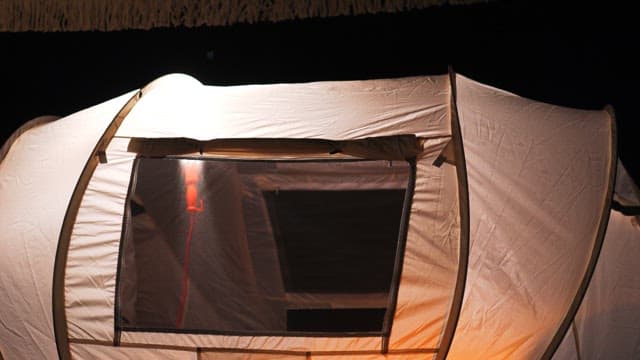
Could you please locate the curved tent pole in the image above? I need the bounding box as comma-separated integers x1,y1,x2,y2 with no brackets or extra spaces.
434,68,470,360
540,105,617,360
52,89,143,360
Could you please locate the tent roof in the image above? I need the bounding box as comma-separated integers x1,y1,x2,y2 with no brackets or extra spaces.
0,72,635,360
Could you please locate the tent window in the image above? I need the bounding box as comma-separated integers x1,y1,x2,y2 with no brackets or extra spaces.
116,157,413,336
264,189,404,294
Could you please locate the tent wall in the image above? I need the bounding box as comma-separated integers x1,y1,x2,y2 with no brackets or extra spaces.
65,138,136,342
448,76,614,359
0,92,135,360
553,210,640,359
70,343,195,360
387,151,461,350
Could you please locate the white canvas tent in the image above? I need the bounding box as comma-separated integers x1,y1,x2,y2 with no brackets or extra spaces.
0,72,638,360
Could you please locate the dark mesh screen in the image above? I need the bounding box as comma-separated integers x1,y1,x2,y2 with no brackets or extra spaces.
117,158,410,335
286,308,387,332
264,190,404,293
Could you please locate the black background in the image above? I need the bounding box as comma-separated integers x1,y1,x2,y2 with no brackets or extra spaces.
2,2,638,182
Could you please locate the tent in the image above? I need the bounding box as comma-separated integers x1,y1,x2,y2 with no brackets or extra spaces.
0,72,638,360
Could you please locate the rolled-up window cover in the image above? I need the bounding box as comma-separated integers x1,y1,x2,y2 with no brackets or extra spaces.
127,135,423,160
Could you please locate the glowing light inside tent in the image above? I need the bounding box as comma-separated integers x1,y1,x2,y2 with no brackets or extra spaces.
182,159,204,213
176,159,204,328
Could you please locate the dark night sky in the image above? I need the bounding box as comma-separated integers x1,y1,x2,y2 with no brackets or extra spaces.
2,2,638,181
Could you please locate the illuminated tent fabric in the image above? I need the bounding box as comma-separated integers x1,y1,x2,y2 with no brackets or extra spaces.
552,164,640,360
0,73,635,360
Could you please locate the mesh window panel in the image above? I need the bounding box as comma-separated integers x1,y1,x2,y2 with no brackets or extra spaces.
117,158,411,335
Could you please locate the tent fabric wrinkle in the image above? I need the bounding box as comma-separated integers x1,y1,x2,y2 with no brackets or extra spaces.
0,115,61,164
540,111,616,360
446,75,614,360
0,72,636,360
70,342,196,359
115,75,451,141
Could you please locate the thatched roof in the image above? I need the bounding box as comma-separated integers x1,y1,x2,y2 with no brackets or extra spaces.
0,0,486,32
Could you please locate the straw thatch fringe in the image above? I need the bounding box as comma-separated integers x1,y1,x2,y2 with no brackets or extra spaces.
0,0,486,32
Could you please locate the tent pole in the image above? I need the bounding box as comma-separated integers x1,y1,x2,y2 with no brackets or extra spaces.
540,105,617,360
434,67,470,360
52,90,142,360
